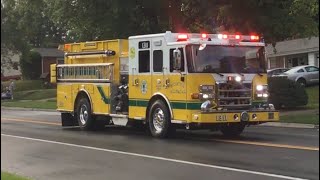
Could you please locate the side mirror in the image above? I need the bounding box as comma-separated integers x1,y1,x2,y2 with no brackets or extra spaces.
199,44,207,51
173,48,182,70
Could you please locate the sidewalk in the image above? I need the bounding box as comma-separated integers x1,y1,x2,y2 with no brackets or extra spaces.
260,122,319,129
279,109,319,116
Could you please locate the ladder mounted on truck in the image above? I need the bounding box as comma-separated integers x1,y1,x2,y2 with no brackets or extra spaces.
56,63,114,83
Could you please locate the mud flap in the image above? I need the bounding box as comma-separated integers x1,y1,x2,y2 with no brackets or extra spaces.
61,113,79,127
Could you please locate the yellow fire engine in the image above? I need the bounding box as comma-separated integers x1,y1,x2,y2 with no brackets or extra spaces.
50,31,279,138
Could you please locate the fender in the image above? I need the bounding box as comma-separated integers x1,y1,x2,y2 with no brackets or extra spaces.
150,92,174,119
75,88,94,113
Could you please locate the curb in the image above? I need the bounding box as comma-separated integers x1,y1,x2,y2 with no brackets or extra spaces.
260,122,319,129
1,106,57,112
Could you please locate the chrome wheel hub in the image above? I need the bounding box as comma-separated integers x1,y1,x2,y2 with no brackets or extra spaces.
79,104,88,125
153,108,165,132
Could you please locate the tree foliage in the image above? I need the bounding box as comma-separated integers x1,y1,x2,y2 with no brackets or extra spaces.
19,51,42,80
1,0,319,49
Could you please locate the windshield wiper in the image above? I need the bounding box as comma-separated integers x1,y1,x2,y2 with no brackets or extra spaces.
212,70,224,77
237,72,244,76
256,72,263,76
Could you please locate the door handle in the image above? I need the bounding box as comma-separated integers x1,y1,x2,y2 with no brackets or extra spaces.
132,68,139,86
164,78,170,88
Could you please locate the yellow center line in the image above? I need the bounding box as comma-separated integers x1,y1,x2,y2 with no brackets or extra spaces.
2,117,319,151
213,139,319,151
1,118,61,126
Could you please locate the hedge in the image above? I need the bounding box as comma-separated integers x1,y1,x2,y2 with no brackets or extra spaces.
268,77,308,109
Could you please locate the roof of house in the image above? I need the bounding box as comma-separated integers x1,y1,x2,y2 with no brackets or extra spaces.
266,36,319,58
32,48,64,58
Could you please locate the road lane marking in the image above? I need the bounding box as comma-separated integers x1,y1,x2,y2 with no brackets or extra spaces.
1,118,60,126
1,133,308,180
197,138,319,151
2,117,319,151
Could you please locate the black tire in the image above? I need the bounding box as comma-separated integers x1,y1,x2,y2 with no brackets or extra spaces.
220,123,245,137
148,100,173,138
76,97,95,130
297,78,306,87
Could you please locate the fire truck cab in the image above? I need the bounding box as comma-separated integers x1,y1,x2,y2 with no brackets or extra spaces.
51,31,279,138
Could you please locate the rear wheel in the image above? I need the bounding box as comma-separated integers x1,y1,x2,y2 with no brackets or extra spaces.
220,123,245,137
148,100,173,138
297,78,306,87
76,97,95,130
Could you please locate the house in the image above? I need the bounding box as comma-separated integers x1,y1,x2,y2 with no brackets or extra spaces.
266,37,319,69
1,51,22,81
32,48,64,81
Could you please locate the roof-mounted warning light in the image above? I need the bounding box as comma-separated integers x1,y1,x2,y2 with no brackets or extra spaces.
218,34,228,39
250,35,260,41
177,34,188,41
201,33,208,38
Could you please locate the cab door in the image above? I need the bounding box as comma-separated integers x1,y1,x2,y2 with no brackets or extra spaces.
151,42,188,121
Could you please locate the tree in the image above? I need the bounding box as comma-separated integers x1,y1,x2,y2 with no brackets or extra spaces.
1,0,65,78
181,0,319,43
2,0,319,51
20,50,42,80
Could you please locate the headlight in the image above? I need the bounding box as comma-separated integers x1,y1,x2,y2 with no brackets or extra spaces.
202,94,209,99
200,93,215,99
256,85,264,91
256,85,268,98
235,76,242,82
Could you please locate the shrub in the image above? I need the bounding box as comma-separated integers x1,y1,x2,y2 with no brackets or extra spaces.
20,50,41,80
268,77,308,109
2,80,44,91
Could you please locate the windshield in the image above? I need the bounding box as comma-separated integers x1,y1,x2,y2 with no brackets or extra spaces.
186,45,266,73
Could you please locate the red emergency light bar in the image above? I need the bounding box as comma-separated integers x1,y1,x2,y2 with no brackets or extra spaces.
250,35,260,41
201,33,207,38
175,33,262,42
177,34,188,40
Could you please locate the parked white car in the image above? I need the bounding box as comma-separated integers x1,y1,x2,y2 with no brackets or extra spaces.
267,68,289,77
274,65,319,86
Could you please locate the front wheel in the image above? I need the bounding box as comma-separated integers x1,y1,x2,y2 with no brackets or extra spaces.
76,97,95,130
220,123,245,137
148,100,173,138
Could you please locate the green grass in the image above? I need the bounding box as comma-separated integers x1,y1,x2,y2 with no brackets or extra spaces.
14,89,56,100
1,100,56,109
280,113,319,125
1,87,57,109
2,80,42,91
305,85,319,109
1,172,31,180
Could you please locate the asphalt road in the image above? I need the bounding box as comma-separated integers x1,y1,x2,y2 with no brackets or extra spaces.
1,109,319,180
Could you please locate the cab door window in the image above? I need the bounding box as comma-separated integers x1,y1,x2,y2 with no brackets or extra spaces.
139,50,150,73
138,41,150,73
153,50,163,72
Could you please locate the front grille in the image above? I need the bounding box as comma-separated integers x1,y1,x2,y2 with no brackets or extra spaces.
217,82,252,109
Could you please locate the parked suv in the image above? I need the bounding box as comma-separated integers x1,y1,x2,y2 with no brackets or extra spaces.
274,65,319,86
